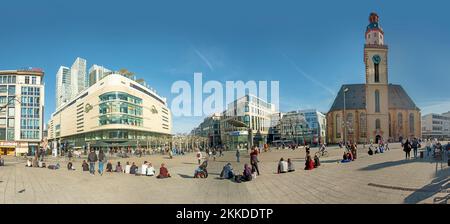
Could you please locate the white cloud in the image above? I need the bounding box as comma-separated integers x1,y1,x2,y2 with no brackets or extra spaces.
193,48,214,71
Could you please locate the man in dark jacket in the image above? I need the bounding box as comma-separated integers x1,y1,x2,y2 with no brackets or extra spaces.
87,149,98,175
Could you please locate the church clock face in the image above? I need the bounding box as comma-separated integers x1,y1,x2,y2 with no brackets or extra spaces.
372,55,381,64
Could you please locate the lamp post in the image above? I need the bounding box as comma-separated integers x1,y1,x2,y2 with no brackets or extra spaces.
343,87,349,146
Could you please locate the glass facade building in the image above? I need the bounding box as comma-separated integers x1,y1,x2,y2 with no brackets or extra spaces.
0,69,44,156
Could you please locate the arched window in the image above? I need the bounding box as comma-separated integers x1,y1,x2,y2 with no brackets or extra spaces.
335,114,341,138
375,119,381,130
409,113,415,133
398,113,403,129
347,113,353,134
375,90,380,113
359,112,367,138
374,63,380,83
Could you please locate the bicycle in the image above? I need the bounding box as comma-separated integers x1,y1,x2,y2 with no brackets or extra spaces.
315,146,329,158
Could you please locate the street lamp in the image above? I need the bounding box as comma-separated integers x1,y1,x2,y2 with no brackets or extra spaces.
343,87,349,146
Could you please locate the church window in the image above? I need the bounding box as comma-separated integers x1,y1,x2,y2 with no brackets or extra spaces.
335,114,341,138
347,113,354,135
375,90,380,113
409,113,415,133
360,112,367,138
398,113,403,129
375,119,381,130
374,63,380,83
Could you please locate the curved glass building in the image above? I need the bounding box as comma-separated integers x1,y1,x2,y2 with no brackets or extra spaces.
48,73,172,152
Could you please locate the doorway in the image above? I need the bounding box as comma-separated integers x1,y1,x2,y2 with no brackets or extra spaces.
375,135,382,144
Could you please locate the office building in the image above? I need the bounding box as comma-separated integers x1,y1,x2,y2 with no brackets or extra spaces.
0,69,45,156
48,70,172,152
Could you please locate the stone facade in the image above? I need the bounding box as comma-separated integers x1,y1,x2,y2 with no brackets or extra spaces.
326,13,421,144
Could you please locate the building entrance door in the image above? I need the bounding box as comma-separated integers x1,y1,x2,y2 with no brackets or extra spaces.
375,135,382,144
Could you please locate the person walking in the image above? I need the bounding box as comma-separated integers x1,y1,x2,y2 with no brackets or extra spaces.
98,149,106,176
250,147,260,176
87,149,98,176
236,149,240,163
403,139,412,160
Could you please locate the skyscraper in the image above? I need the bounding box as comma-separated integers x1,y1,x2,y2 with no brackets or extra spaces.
55,66,71,108
88,64,111,87
70,57,87,98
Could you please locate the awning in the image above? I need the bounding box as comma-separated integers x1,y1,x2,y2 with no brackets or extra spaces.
226,119,248,128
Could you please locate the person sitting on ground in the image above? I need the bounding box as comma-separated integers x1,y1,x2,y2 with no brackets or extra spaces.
368,146,374,155
146,163,155,176
124,161,131,174
220,163,234,179
305,155,315,170
313,155,320,168
157,163,171,178
194,160,208,178
141,161,149,176
106,161,113,172
82,160,89,171
115,161,123,173
130,162,138,175
341,152,351,163
234,163,252,182
26,159,32,167
38,159,46,168
48,163,60,170
288,158,295,172
277,158,288,174
380,144,385,153
347,151,354,161
67,162,75,170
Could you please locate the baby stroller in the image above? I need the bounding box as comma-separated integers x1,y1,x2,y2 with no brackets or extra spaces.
194,161,208,178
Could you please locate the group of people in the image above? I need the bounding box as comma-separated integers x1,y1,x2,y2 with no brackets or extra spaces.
424,138,450,160
304,144,321,170
277,158,295,173
80,159,171,178
218,162,253,183
368,142,389,156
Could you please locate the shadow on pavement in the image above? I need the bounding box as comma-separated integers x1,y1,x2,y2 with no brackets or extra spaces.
359,158,436,171
178,174,193,179
403,167,450,204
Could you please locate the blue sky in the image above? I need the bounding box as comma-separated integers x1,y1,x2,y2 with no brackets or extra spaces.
1,0,449,134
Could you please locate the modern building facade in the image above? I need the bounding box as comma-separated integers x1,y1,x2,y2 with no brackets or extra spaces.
268,112,283,143
55,66,71,108
274,109,326,145
421,113,450,140
220,94,276,149
0,69,45,156
327,13,421,144
48,72,172,152
88,64,111,87
191,113,222,147
70,57,87,98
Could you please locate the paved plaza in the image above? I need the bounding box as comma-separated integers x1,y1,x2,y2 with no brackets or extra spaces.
0,143,448,204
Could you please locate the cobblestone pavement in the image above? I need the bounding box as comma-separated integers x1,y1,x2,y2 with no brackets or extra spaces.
0,143,448,204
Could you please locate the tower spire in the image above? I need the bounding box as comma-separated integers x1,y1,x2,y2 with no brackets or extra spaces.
365,12,384,46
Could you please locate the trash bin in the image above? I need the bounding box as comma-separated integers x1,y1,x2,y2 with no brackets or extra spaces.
420,151,424,159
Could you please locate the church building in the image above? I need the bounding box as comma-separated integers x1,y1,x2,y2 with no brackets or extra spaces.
327,13,421,144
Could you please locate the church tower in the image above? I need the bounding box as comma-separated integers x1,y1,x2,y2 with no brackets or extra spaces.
364,12,389,143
